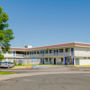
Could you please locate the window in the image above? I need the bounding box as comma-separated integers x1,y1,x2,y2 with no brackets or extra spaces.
33,51,36,54
42,51,44,54
65,48,70,52
59,49,63,53
49,58,52,63
39,51,41,54
45,50,48,54
88,57,90,59
31,52,33,54
61,58,63,62
54,50,58,54
83,57,87,59
37,51,40,54
40,51,44,54
30,52,32,54
27,52,29,55
49,50,52,53
45,58,48,62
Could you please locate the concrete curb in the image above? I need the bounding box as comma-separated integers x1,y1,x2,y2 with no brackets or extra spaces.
0,71,90,81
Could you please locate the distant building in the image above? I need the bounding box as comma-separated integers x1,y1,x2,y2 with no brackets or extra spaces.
1,42,90,65
24,45,32,48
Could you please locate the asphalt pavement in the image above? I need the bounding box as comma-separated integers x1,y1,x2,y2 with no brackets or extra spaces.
0,66,90,90
0,73,90,90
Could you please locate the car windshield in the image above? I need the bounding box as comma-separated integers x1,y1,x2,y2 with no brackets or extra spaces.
8,62,13,64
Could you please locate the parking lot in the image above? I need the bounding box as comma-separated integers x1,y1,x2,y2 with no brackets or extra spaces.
0,73,90,90
0,65,90,90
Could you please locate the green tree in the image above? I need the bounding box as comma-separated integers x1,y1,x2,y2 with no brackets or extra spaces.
0,53,4,61
0,6,14,61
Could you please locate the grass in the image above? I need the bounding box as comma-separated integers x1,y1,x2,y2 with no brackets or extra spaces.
0,71,15,75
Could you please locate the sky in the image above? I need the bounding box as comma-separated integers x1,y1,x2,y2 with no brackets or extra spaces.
0,0,90,47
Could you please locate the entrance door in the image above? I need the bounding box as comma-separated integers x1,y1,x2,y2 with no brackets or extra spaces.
54,58,56,65
66,57,73,65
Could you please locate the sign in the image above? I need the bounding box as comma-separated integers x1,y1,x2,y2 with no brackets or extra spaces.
32,57,37,59
20,57,24,60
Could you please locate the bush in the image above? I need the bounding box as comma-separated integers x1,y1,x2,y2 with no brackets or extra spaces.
39,63,44,65
18,63,22,66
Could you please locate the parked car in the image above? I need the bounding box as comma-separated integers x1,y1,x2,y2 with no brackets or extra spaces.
0,62,15,68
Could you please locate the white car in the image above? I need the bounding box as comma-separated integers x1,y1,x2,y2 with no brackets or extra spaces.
0,62,15,68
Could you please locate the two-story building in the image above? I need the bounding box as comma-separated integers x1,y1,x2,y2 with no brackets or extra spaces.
1,42,90,66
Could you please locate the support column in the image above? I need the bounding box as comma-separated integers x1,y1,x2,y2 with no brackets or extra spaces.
42,58,44,64
73,57,74,65
65,57,67,65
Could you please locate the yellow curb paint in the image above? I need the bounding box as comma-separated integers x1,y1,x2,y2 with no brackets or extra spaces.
11,66,32,69
45,65,90,67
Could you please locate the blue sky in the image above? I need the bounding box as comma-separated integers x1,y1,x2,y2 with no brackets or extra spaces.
0,0,90,47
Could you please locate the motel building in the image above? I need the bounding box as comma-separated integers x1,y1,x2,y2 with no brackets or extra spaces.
1,42,90,66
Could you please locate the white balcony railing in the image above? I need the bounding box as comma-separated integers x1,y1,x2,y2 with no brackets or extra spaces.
16,54,25,58
3,52,72,58
26,52,72,58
